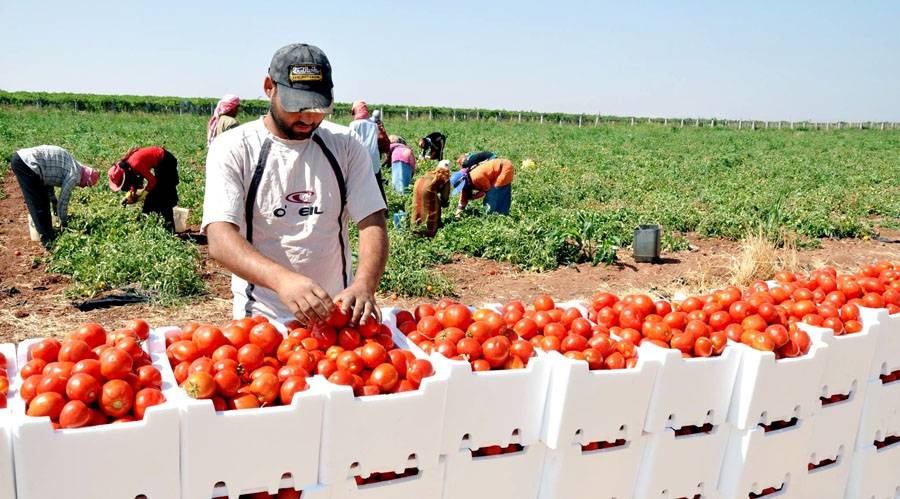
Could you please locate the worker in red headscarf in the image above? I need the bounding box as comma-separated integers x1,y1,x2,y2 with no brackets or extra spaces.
207,94,241,145
107,147,180,232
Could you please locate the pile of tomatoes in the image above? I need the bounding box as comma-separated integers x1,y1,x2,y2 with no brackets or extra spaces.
588,291,729,359
166,312,435,409
18,320,166,428
397,299,537,371
397,295,638,371
0,351,9,409
501,295,638,370
769,261,899,332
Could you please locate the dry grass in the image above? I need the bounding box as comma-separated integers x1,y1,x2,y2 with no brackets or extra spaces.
729,229,801,287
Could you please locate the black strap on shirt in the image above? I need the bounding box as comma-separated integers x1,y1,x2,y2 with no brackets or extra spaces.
243,138,273,317
312,134,349,289
242,134,348,317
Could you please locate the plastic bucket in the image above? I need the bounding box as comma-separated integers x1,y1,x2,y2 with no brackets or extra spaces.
633,224,661,263
393,211,407,230
172,206,189,233
27,215,40,241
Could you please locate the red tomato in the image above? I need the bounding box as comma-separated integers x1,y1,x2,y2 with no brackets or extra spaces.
214,369,242,398
238,344,265,372
20,359,47,379
59,339,94,363
31,338,62,363
182,372,216,399
58,400,92,428
99,348,133,380
279,375,308,405
246,372,279,405
370,364,400,392
73,323,107,348
442,304,473,330
510,339,534,361
407,359,434,386
249,323,282,355
65,373,101,403
100,379,134,418
604,352,626,370
533,294,555,312
482,336,511,368
27,391,65,419
230,393,260,410
43,361,75,380
133,388,166,419
360,342,388,369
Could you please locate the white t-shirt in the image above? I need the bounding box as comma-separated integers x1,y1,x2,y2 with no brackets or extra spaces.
348,118,381,173
202,118,386,321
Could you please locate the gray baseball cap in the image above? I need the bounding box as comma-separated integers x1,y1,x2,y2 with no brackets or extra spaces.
268,43,334,113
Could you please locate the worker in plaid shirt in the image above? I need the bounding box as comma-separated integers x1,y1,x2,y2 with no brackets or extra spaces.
10,145,99,247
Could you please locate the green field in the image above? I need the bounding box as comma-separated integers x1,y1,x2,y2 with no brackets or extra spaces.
1,101,898,302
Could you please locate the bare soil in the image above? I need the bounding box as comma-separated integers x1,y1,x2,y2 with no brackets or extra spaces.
1,173,897,342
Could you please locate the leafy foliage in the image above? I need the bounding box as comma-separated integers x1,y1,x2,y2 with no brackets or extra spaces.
1,101,898,300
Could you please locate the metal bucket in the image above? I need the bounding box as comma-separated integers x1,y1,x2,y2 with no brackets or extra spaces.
633,224,661,263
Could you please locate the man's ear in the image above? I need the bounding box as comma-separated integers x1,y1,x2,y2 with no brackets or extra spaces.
263,76,275,99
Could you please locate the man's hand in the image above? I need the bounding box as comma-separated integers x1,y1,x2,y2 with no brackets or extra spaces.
334,282,380,326
274,271,335,325
121,192,136,206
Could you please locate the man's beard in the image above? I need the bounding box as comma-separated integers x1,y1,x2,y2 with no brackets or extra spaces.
269,103,319,140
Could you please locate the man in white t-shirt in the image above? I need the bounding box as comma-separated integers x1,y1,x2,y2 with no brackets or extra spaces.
202,43,388,326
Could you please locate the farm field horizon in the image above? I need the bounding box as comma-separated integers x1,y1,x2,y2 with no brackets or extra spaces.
0,96,898,339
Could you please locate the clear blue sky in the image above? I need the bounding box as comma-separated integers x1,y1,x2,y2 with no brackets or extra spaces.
1,1,898,121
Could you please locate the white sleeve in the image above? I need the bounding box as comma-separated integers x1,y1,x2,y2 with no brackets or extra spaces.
201,138,247,234
343,133,387,223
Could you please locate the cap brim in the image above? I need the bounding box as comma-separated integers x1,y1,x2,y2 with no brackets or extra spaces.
277,83,333,113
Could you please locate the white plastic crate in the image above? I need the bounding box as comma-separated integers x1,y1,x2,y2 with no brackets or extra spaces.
641,341,740,433
863,308,900,381
1,343,18,499
147,328,328,499
845,442,900,499
634,425,730,499
327,463,445,499
727,332,830,430
542,349,658,449
434,349,551,454
856,377,900,449
718,422,813,499
804,447,853,499
11,337,180,499
539,436,647,499
387,305,553,453
318,326,449,485
444,444,547,499
798,321,878,405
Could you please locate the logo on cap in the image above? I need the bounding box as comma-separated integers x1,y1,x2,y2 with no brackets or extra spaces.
289,64,323,82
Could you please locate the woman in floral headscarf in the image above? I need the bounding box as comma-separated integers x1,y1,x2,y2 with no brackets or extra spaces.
207,94,241,145
411,161,452,237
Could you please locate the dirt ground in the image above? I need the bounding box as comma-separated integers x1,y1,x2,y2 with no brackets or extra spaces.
1,173,897,343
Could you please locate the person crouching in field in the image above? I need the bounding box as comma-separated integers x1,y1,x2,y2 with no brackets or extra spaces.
207,94,241,145
418,131,446,161
451,157,515,216
10,146,99,247
411,162,452,237
457,150,496,170
388,135,416,192
107,146,180,232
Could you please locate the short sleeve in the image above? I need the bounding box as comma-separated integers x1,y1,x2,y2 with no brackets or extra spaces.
343,134,386,223
200,138,247,234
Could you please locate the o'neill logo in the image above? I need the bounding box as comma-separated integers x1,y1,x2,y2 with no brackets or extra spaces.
286,191,315,204
273,190,323,218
